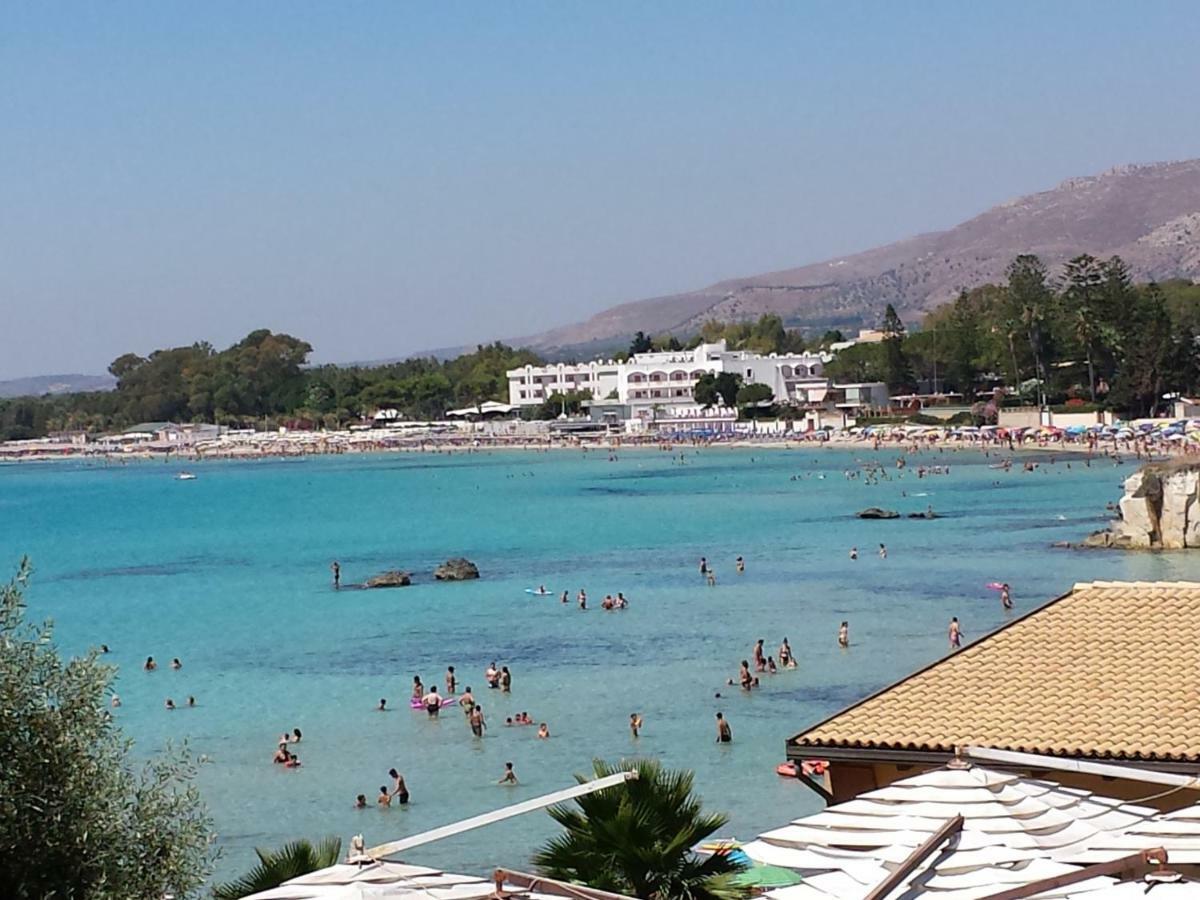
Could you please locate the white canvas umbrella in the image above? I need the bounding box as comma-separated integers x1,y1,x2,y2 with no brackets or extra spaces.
744,762,1157,899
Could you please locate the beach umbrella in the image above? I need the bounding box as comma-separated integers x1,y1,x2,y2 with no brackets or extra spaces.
732,863,805,889
741,762,1156,899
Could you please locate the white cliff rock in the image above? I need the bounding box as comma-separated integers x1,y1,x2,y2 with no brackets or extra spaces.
1085,463,1200,550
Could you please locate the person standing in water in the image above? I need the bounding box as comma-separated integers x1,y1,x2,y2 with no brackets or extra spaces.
699,557,708,575
469,705,486,737
422,685,442,716
1000,583,1013,611
578,590,587,610
948,617,962,649
498,762,518,784
500,666,512,693
630,713,643,738
849,547,858,560
715,712,732,743
878,543,887,559
331,560,341,589
838,621,849,648
778,637,794,668
445,666,457,694
388,768,410,804
752,639,766,672
735,556,745,574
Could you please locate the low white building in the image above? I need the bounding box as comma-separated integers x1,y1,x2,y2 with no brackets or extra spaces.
507,341,833,413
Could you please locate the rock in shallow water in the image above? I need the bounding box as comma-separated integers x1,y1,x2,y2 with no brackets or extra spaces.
434,557,480,580
364,570,412,588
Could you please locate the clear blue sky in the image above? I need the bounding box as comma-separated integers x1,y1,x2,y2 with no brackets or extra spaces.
2,1,1198,378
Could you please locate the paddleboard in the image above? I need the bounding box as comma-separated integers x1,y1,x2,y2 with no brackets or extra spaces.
524,588,552,595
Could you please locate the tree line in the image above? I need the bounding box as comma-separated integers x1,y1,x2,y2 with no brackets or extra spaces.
3,254,1199,440
825,255,1200,417
0,333,543,439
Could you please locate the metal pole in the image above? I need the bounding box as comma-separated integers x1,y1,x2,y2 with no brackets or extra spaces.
964,746,1200,789
862,815,963,900
975,848,1168,900
368,770,638,858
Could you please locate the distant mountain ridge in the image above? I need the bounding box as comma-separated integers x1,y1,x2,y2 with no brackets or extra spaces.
514,159,1200,355
0,374,116,399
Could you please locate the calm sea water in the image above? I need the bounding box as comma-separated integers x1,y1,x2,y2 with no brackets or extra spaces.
3,446,1197,882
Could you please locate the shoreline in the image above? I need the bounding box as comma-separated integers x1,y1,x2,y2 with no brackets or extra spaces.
0,430,1180,465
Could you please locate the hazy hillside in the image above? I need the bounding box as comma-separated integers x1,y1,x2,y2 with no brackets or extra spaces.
519,159,1200,354
0,374,116,399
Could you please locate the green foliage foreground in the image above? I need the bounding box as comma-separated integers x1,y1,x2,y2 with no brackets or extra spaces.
0,558,215,899
533,758,751,900
212,837,342,900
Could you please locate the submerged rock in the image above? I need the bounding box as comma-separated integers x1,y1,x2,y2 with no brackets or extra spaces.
434,557,480,581
364,570,412,588
907,510,941,519
856,508,899,519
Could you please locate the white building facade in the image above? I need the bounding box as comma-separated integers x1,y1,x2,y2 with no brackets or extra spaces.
507,341,839,412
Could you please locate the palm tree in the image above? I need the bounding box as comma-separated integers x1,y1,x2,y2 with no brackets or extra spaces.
534,759,750,900
212,836,342,900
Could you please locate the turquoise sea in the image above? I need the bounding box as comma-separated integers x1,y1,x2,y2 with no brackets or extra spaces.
4,446,1198,883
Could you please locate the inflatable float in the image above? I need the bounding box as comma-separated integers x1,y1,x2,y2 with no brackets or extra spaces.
410,696,458,710
524,588,553,595
776,760,828,778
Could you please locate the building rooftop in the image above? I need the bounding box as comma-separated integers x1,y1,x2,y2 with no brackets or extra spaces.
791,581,1200,764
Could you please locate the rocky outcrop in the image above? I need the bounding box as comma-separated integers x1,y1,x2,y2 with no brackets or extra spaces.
1085,462,1200,549
857,508,899,519
364,570,412,588
434,557,479,581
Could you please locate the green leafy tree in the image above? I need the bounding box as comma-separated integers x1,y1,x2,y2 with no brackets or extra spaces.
0,558,215,898
629,331,654,355
1060,254,1111,400
213,837,342,900
880,304,913,391
1006,254,1055,405
533,758,750,900
736,382,774,416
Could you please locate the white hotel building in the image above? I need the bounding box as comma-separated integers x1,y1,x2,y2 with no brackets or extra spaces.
505,341,885,425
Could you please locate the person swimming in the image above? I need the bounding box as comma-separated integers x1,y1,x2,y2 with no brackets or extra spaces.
171,658,182,670
355,794,367,809
144,656,157,671
766,656,778,674
111,694,121,708
164,698,175,710
498,761,518,784
537,722,550,739
377,698,388,711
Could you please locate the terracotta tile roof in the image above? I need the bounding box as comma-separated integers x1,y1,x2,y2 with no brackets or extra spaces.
792,581,1200,763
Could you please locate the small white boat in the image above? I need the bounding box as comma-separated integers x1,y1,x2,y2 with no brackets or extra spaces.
175,472,197,481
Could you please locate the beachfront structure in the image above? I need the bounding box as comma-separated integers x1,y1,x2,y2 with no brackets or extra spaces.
740,758,1200,898
506,341,882,426
787,580,1200,809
